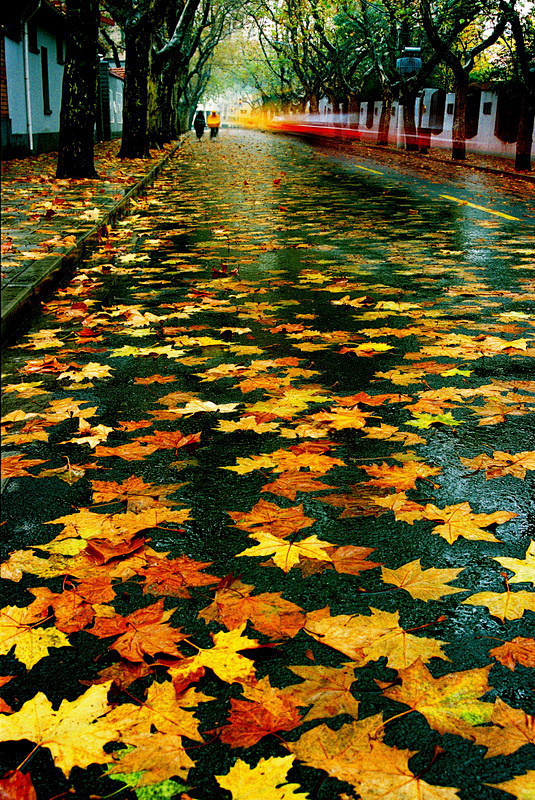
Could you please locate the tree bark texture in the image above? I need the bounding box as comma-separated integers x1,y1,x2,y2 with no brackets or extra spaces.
308,94,319,114
56,0,99,178
515,92,534,171
401,88,418,151
377,95,392,145
119,23,151,158
451,73,468,161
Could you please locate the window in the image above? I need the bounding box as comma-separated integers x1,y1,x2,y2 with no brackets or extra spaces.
41,47,52,114
28,21,39,53
56,35,64,65
446,102,454,115
482,102,492,115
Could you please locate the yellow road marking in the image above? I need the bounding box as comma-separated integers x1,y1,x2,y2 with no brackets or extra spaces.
355,164,384,175
439,194,521,221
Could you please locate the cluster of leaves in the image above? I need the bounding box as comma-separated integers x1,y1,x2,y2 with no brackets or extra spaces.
0,134,534,800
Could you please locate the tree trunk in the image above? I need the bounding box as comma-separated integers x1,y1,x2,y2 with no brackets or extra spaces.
401,87,418,151
119,23,151,158
308,94,319,114
348,94,359,128
377,94,392,145
515,91,534,171
148,56,176,146
56,0,99,178
452,72,468,161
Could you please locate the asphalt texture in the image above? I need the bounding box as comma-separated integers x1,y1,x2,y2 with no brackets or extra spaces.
1,129,534,800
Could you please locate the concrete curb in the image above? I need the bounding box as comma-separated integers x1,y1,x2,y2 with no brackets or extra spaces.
1,136,186,343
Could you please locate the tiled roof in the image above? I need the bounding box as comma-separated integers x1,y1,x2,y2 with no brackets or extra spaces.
109,67,125,81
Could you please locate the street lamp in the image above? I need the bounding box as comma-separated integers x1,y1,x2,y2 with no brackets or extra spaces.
394,47,424,150
396,47,422,79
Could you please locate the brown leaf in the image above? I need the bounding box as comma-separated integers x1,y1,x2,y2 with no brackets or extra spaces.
0,770,37,800
489,637,535,670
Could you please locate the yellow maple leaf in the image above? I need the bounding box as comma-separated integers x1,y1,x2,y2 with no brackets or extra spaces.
421,502,516,544
353,740,460,799
371,492,425,524
381,560,466,601
0,683,117,775
238,531,333,572
462,590,535,620
305,607,447,669
170,624,260,685
493,540,535,585
286,714,383,784
383,659,494,736
108,732,194,786
217,416,280,433
486,772,535,799
0,605,71,668
216,754,310,800
59,362,113,382
106,679,204,742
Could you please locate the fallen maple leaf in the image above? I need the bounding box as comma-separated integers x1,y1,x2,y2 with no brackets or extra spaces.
286,714,383,785
492,540,535,585
238,531,334,572
229,500,316,538
471,698,535,757
88,600,186,661
0,683,117,776
381,559,466,601
350,740,460,799
383,659,494,736
140,553,218,598
421,502,516,544
260,471,332,500
198,579,305,638
169,624,262,686
108,731,194,786
218,676,302,747
359,461,441,490
216,754,310,800
0,456,48,479
281,663,359,721
486,771,535,798
462,590,535,621
0,604,71,668
489,637,535,670
460,450,535,479
305,607,447,669
0,770,37,799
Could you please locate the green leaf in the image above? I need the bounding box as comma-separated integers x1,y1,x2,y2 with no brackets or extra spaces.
405,412,462,429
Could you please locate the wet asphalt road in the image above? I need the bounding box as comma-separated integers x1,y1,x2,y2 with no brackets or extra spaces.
1,129,534,800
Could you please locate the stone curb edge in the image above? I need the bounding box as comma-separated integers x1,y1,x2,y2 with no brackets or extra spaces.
1,135,186,344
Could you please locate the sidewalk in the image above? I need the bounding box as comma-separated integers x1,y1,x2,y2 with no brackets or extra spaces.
1,138,182,341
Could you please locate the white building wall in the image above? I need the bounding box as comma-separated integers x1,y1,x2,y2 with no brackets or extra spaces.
4,37,26,135
108,74,123,133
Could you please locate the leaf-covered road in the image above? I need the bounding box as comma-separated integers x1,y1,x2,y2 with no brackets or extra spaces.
1,129,534,800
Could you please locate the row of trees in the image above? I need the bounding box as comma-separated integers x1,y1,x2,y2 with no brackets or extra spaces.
222,0,534,169
55,0,534,177
56,0,242,178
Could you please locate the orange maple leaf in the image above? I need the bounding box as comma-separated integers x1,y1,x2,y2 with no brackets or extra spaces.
218,677,302,747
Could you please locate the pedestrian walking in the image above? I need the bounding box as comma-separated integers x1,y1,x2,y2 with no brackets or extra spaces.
207,111,221,140
193,110,206,140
